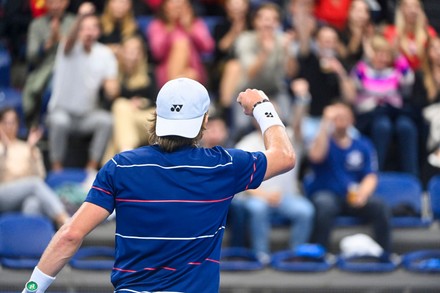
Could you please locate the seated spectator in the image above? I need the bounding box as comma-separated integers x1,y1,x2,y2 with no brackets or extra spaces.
228,2,292,140
307,103,391,253
47,4,119,174
100,0,142,56
147,0,215,88
350,34,418,176
102,35,157,164
200,113,232,149
295,21,355,146
231,122,314,263
0,107,69,228
213,0,251,111
383,0,437,71
23,0,76,128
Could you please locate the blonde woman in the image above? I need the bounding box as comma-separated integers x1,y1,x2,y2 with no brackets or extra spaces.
103,36,157,164
100,0,140,55
383,0,437,70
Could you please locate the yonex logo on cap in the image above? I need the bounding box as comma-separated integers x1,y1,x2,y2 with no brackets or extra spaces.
170,104,183,112
26,281,38,292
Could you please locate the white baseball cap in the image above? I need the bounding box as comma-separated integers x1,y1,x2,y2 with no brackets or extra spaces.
156,78,210,138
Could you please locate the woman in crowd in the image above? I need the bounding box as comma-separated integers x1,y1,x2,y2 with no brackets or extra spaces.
147,0,215,88
0,107,69,228
100,0,141,55
383,0,437,71
350,34,419,176
103,35,157,164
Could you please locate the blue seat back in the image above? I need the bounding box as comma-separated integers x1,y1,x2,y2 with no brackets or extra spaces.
428,175,440,220
0,46,11,87
45,168,88,189
0,213,54,269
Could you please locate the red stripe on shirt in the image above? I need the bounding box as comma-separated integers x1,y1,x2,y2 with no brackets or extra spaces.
92,186,112,195
113,267,136,273
245,161,257,190
205,258,220,264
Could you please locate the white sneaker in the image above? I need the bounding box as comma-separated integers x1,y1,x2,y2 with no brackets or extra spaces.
428,152,440,168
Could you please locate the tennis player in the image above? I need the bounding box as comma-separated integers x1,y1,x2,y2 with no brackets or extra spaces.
22,77,295,293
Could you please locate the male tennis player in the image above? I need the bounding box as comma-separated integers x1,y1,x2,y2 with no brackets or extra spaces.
22,77,295,293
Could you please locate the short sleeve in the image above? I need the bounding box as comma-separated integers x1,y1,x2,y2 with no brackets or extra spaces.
227,148,267,194
84,158,117,213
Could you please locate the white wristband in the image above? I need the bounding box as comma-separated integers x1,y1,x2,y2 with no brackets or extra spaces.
253,100,285,135
22,267,55,293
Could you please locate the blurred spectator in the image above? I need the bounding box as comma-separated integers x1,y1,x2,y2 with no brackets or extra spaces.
22,0,76,128
47,3,119,173
339,0,375,70
419,37,440,168
147,0,215,88
228,2,292,140
0,107,69,228
307,103,391,253
383,0,437,71
314,0,353,31
100,0,141,56
230,92,314,263
213,0,250,113
350,34,418,176
295,19,355,146
200,113,232,149
67,0,105,13
102,35,157,164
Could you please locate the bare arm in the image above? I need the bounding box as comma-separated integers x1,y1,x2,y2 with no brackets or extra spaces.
350,173,378,208
36,202,110,276
308,106,335,163
236,89,295,180
64,2,95,55
103,78,120,101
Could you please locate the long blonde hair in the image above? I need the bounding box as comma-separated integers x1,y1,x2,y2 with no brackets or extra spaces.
394,0,429,60
101,0,137,39
119,36,150,90
422,37,440,101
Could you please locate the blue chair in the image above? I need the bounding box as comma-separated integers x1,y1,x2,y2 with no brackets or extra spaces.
0,213,54,269
136,15,154,35
45,168,88,189
375,172,429,227
271,244,335,272
69,246,114,270
402,250,440,273
0,46,11,87
337,253,400,273
428,175,440,220
220,247,265,271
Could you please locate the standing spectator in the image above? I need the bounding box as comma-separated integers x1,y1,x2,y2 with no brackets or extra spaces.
295,20,355,146
23,0,76,128
383,0,437,71
339,0,375,70
229,2,292,140
0,107,69,228
214,0,251,110
47,3,119,174
232,123,314,263
100,0,141,56
102,35,157,164
147,0,215,88
350,34,418,175
307,103,391,253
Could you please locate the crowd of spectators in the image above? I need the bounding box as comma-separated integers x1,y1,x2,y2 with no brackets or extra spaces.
0,0,439,257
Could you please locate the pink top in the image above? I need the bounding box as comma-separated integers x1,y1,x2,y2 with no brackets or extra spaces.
147,18,215,88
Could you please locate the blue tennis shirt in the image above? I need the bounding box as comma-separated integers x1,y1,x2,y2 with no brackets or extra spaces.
85,144,267,293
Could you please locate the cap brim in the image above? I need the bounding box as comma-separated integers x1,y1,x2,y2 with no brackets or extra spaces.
156,115,204,138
